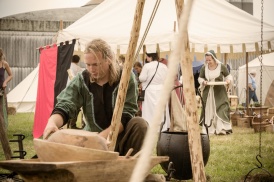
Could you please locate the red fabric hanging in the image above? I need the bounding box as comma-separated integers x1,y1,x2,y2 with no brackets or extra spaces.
33,46,57,138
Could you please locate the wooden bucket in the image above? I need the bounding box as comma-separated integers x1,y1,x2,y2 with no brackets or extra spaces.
268,107,274,114
237,118,250,128
230,111,243,126
265,124,274,132
252,115,271,124
252,123,271,132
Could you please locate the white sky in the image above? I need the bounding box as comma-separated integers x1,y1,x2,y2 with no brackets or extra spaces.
0,0,90,18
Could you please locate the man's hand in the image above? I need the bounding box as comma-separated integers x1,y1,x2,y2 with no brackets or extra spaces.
42,114,64,139
43,126,59,140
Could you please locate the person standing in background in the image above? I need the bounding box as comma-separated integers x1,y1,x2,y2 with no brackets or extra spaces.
68,55,83,79
133,61,143,85
118,55,125,66
248,70,258,104
67,55,84,129
0,48,13,129
139,52,170,131
133,61,143,116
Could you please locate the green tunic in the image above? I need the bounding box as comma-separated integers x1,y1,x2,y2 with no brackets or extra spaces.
54,69,139,132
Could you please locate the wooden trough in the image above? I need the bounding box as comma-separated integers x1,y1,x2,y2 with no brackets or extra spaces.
33,139,119,162
0,130,169,182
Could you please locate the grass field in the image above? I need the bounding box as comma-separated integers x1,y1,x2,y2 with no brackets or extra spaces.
0,113,274,182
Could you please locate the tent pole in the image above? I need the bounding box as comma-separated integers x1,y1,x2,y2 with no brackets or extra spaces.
142,45,146,64
224,53,227,65
107,0,145,151
157,43,160,59
175,0,207,181
245,51,250,115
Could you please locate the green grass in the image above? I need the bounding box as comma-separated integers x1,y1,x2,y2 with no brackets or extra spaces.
1,113,274,182
151,127,274,182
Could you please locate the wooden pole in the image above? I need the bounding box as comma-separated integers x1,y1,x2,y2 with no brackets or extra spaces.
156,44,160,59
131,0,205,181
175,0,207,181
224,53,227,65
59,20,63,31
143,45,146,65
245,51,250,115
0,114,12,160
107,0,145,151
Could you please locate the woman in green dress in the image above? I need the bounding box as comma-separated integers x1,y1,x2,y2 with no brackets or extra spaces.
198,50,233,135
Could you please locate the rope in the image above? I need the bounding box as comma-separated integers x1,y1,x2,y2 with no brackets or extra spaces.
133,0,162,62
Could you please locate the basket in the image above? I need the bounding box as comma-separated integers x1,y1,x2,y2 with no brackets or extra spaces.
252,122,271,133
252,115,270,124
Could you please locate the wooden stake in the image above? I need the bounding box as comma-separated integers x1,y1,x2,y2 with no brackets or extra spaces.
175,0,207,181
245,51,250,115
107,0,145,151
131,1,205,181
0,114,12,160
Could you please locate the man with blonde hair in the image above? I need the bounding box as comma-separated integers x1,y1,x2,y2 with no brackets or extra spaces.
43,39,148,156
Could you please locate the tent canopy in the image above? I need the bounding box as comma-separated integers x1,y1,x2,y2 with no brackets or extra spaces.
57,0,274,54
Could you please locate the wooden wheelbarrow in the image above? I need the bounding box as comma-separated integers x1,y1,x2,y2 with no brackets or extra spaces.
0,130,168,182
0,156,168,182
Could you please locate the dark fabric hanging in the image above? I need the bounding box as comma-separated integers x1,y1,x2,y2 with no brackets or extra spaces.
54,39,76,106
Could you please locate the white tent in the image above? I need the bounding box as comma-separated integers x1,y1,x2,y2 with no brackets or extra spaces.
238,52,274,106
7,66,38,113
57,0,274,54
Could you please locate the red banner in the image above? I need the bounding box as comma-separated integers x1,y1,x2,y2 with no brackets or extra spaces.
33,46,57,138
